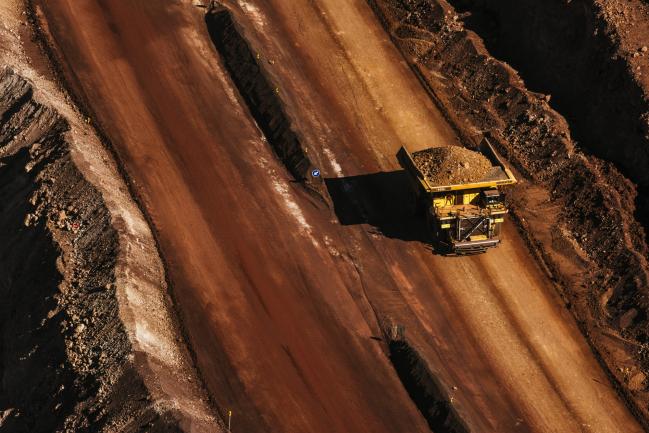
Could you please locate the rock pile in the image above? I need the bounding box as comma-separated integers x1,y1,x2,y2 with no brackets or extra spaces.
412,146,493,185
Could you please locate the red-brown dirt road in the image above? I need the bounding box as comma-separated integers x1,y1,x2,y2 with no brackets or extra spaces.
34,0,644,432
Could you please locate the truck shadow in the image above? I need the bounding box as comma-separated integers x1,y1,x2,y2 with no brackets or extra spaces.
324,171,433,245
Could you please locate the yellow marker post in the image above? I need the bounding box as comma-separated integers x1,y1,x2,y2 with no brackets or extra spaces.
227,410,232,431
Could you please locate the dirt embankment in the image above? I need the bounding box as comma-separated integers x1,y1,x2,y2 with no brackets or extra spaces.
369,0,649,425
0,68,171,431
0,68,217,432
448,0,649,236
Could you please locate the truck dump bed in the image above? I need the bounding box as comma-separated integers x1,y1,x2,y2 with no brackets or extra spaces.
397,138,517,193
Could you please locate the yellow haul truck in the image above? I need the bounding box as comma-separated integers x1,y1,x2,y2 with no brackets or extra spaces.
397,138,517,254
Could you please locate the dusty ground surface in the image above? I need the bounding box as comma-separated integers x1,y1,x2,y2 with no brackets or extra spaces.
412,146,493,185
369,0,649,424
30,0,649,431
0,0,221,430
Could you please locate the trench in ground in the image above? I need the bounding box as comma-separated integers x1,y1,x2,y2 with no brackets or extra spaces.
388,339,471,433
447,0,649,241
205,8,314,182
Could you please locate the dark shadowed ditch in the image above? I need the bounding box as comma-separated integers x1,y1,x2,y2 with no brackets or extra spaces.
205,8,314,182
389,340,471,433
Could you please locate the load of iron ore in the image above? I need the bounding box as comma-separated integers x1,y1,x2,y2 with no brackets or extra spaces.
412,146,493,186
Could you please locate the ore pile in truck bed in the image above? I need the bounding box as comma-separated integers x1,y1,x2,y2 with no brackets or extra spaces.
412,146,493,186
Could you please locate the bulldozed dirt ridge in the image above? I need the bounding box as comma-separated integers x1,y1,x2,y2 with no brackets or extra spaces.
24,0,649,431
369,0,649,425
0,1,221,430
449,0,649,237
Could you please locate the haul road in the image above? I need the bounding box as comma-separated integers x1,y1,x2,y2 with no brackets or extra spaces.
26,0,647,432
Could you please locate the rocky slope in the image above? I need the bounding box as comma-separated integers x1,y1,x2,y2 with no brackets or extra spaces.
0,67,169,432
0,68,217,432
448,0,649,235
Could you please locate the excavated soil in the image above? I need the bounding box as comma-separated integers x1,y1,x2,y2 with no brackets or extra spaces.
412,145,492,186
0,69,184,432
448,0,649,241
369,0,649,426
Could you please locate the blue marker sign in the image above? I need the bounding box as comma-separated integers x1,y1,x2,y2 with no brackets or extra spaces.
311,168,321,178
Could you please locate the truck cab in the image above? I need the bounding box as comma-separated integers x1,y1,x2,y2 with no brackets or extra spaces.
397,138,516,255
429,187,508,254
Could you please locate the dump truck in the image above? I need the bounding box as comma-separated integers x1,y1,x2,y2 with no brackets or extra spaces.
397,137,517,254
